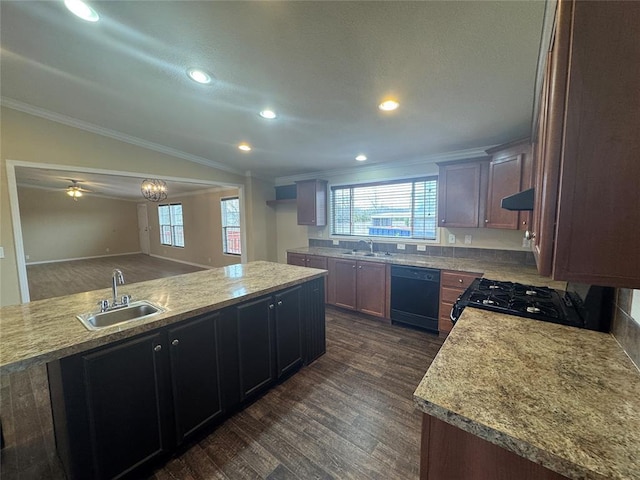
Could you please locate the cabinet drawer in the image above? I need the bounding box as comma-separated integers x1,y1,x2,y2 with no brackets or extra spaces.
441,271,481,289
440,286,463,304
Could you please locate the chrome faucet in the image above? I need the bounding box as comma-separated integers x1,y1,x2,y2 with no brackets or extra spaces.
366,238,374,253
111,269,125,307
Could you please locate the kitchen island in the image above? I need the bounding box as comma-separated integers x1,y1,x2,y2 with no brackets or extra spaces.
414,308,640,480
0,261,327,480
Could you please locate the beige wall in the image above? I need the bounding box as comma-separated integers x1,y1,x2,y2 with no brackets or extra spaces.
18,186,140,263
275,202,311,263
146,189,241,268
1,107,277,307
244,175,277,263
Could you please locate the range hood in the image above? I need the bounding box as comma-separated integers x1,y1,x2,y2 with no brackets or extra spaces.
501,188,534,211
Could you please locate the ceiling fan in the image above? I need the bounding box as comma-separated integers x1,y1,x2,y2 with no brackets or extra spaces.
65,180,91,201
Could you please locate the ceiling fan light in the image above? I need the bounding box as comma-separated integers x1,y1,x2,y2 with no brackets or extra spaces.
64,0,99,22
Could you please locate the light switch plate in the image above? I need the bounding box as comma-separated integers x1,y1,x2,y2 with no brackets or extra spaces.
448,234,456,244
0,246,4,259
417,245,426,251
464,235,472,245
332,239,340,246
397,243,406,250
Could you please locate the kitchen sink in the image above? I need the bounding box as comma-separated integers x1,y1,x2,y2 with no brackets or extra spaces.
342,251,392,258
77,301,165,331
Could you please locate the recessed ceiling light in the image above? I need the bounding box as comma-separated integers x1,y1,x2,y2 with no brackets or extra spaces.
355,154,367,162
186,68,212,85
259,110,277,119
64,0,99,22
238,143,252,152
378,100,399,111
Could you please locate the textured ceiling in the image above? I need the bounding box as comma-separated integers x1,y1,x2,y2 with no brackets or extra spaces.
1,1,545,180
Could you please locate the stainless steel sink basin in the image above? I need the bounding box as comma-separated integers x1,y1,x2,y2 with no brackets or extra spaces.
342,251,392,258
77,301,165,331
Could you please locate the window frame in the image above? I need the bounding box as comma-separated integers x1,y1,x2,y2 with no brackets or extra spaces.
221,196,241,256
330,177,439,242
158,203,185,248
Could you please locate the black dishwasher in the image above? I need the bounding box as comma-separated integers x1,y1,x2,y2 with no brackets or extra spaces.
390,265,440,332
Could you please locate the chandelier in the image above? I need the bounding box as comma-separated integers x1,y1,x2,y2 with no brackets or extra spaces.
141,179,168,202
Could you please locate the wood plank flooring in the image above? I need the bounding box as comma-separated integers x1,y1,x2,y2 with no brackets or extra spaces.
26,254,206,301
0,307,444,480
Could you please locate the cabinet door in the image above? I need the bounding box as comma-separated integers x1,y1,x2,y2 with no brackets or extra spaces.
356,261,386,318
304,278,326,364
236,296,275,401
274,286,303,378
485,155,522,230
287,252,307,267
167,313,222,445
82,332,169,480
332,258,357,310
438,161,487,228
296,180,327,226
306,255,328,303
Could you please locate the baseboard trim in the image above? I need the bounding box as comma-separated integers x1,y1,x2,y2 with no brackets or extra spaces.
149,254,213,270
26,251,142,266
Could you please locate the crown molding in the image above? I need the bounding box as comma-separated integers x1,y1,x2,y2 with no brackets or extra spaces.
274,146,492,185
1,97,244,176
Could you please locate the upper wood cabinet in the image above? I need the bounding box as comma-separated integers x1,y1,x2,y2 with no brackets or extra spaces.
532,0,640,288
484,140,533,231
437,159,490,228
296,180,328,226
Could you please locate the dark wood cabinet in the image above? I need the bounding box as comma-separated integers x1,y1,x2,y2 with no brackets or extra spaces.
531,0,640,288
438,270,482,335
296,179,327,226
286,252,307,267
48,331,171,480
236,296,276,401
327,257,387,318
167,314,223,445
48,280,325,480
484,140,532,231
437,159,489,228
274,286,303,378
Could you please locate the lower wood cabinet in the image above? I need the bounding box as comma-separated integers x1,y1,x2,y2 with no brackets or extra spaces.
420,414,569,479
48,280,324,480
327,257,387,318
438,270,482,335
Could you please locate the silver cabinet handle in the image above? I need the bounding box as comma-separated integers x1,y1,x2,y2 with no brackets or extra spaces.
269,304,275,309
485,219,489,223
459,279,463,283
277,301,283,306
441,219,445,223
171,339,179,346
154,345,162,352
358,266,362,269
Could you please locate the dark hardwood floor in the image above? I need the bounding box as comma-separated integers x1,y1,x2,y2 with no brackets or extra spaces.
0,308,444,480
26,254,206,301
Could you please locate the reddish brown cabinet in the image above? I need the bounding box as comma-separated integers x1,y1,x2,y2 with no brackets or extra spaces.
296,180,327,227
437,159,489,228
287,253,328,303
327,257,388,318
531,0,640,288
485,140,533,231
438,270,481,335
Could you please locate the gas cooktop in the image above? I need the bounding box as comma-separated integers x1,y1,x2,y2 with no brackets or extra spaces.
451,278,585,329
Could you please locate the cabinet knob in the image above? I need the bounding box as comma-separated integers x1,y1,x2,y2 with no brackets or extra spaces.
485,219,489,223
154,345,162,352
522,220,527,226
441,219,445,223
171,339,179,346
269,304,275,309
277,300,283,306
352,265,356,269
459,279,463,283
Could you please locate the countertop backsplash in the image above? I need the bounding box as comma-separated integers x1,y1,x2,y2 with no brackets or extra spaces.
612,288,640,369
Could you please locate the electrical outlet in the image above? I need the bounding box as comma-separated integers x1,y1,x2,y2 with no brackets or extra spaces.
25,254,30,260
417,244,426,252
332,239,340,246
0,246,4,259
448,234,456,244
397,243,406,250
464,235,472,245
106,247,110,253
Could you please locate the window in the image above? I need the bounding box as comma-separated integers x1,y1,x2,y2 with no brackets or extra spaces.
331,177,438,240
221,197,241,255
158,203,184,247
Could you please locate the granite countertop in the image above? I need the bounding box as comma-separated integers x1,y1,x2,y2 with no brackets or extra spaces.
0,261,326,374
288,246,567,288
414,309,640,480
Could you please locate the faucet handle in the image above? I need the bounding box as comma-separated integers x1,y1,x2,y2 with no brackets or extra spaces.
98,299,110,312
121,295,131,306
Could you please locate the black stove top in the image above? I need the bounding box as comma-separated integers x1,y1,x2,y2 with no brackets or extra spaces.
452,278,585,328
